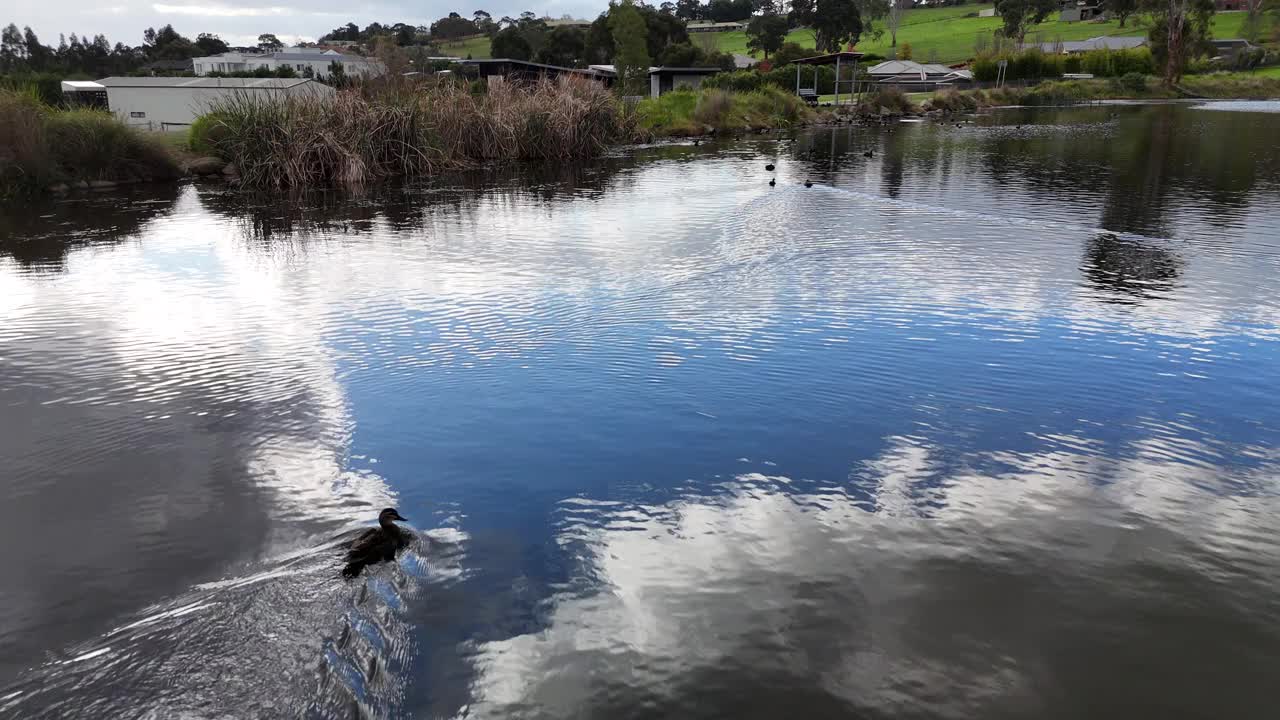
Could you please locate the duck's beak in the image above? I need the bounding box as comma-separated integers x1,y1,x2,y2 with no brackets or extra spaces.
392,511,407,522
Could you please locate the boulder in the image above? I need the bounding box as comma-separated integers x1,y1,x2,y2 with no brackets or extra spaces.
187,156,226,176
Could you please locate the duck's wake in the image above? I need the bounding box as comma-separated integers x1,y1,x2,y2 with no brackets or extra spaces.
0,526,467,720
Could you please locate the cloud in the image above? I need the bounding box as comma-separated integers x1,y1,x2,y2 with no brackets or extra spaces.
151,3,298,17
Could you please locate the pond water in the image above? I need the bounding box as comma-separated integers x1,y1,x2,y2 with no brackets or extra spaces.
2,101,1280,719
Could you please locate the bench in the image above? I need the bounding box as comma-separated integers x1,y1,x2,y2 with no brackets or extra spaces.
797,88,819,106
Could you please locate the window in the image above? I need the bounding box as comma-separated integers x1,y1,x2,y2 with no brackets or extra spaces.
130,111,146,118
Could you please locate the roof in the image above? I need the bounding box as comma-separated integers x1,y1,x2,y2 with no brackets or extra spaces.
94,77,323,89
687,21,746,28
1026,35,1148,53
649,66,723,75
792,51,866,65
264,51,371,62
459,58,601,76
868,60,972,81
61,80,105,90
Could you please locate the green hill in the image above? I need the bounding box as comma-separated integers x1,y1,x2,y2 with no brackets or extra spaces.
436,8,1251,66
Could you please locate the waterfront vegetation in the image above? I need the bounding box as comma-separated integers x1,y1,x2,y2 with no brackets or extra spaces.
635,85,811,135
195,78,632,189
0,88,179,197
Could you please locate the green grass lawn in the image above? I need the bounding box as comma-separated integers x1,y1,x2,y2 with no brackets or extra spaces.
435,9,1251,66
1254,65,1280,78
438,34,493,59
714,8,1251,65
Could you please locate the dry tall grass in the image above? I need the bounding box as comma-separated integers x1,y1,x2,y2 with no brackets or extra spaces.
204,77,634,189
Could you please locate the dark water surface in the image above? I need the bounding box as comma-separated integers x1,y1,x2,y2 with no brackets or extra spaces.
2,101,1280,718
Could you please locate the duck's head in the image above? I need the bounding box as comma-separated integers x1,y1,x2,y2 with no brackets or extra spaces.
378,508,407,524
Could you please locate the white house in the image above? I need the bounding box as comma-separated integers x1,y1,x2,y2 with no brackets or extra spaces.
191,47,383,80
91,77,335,130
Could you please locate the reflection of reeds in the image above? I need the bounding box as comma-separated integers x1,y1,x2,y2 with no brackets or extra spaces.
204,78,634,190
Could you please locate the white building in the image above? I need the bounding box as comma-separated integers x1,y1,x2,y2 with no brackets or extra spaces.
87,77,335,130
191,47,382,80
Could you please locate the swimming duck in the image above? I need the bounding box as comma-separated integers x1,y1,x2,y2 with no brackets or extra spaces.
765,163,775,171
804,180,813,188
342,508,410,578
769,178,776,186
863,150,874,158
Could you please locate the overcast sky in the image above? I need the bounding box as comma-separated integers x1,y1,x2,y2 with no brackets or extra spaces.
8,0,604,49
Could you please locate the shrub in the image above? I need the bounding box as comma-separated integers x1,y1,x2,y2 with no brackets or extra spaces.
635,85,810,135
858,86,916,114
0,89,54,194
925,88,979,113
1,89,179,195
44,110,180,182
1112,72,1148,93
188,112,230,156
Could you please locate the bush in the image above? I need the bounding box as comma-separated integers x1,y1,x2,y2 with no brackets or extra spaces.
1111,72,1148,93
636,85,810,135
972,47,1154,82
44,110,180,182
1,89,179,195
925,88,979,113
858,86,915,114
188,112,230,156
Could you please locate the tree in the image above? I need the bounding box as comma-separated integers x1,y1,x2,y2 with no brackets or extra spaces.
1106,0,1139,27
790,0,865,52
886,0,908,47
431,13,479,40
770,41,811,65
327,60,347,85
746,13,789,57
992,0,1059,43
898,41,912,59
1146,0,1214,85
660,1,678,13
610,0,651,95
676,0,704,19
536,26,587,66
195,33,229,55
257,33,284,52
473,10,498,35
491,25,533,60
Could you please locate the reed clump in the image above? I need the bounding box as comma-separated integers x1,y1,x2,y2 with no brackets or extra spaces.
202,77,635,189
0,88,179,196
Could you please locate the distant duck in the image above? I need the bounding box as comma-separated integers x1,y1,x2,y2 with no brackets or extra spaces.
342,508,410,578
863,150,873,158
769,178,776,186
804,180,813,188
765,163,775,171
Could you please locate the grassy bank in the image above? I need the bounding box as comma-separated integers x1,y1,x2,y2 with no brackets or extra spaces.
0,89,180,197
195,78,633,189
440,7,1253,66
635,86,812,135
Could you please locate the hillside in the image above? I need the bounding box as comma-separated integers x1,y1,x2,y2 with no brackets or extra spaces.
436,8,1251,65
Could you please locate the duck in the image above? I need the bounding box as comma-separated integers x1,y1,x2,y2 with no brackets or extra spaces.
342,508,410,578
765,163,775,171
863,150,874,158
769,178,776,186
804,180,813,188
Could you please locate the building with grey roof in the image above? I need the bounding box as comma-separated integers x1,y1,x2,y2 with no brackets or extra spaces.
192,47,383,81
